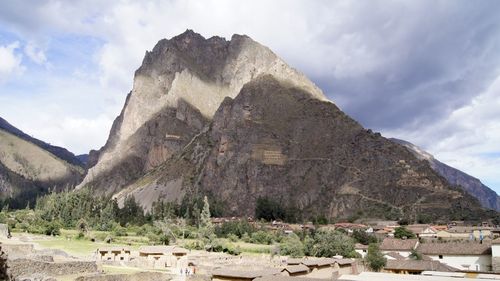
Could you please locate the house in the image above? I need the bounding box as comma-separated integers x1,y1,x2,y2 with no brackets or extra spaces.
338,271,499,281
354,244,368,258
379,238,419,257
301,259,336,278
286,258,304,265
212,268,281,281
491,238,500,272
255,276,326,281
384,252,406,260
281,265,309,277
383,260,457,275
406,224,431,237
416,241,492,271
138,245,188,269
333,258,357,275
96,247,131,262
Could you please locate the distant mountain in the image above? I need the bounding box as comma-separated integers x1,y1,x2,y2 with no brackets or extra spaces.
0,117,85,208
0,117,84,167
76,154,89,166
77,30,494,222
390,138,500,211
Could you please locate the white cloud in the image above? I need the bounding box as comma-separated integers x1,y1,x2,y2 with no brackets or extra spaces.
0,41,24,81
24,41,47,65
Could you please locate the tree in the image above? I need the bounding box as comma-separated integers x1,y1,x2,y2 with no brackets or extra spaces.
364,243,386,272
310,230,358,258
409,249,422,260
352,229,377,245
199,196,214,239
394,226,416,239
280,234,304,257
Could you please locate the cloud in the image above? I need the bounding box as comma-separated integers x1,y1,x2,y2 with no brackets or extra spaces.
24,41,47,65
0,41,24,81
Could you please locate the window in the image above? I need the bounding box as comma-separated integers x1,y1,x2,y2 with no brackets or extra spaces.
120,257,124,261
438,255,443,259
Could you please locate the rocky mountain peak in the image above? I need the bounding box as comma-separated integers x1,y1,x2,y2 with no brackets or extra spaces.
78,30,325,193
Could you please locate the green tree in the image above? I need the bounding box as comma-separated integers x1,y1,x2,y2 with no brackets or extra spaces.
409,249,422,260
280,234,304,257
311,230,358,258
199,196,214,239
364,243,386,272
352,229,377,245
394,226,416,239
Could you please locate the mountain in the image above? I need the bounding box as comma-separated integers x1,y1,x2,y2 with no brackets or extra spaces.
390,138,500,211
0,117,85,208
78,29,325,194
79,30,493,222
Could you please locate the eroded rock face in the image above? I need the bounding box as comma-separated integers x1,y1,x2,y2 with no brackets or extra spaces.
119,76,488,221
391,138,500,211
79,30,491,221
79,30,326,195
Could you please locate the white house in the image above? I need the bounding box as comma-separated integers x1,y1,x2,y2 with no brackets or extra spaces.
416,241,492,272
379,238,419,258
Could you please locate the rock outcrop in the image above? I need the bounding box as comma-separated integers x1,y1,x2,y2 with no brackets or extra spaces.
391,138,500,211
79,30,494,221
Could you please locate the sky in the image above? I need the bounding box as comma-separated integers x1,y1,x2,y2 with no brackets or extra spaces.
0,0,499,192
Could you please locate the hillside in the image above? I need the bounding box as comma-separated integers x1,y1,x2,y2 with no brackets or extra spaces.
390,138,500,211
0,118,85,208
79,30,494,222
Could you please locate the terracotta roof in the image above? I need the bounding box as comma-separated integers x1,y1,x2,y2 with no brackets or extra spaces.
255,276,326,281
333,259,355,266
286,258,304,265
355,243,368,250
282,264,309,274
380,238,418,251
97,246,131,252
301,260,320,267
212,269,281,279
384,260,457,272
384,252,405,260
138,245,188,254
406,224,430,234
417,241,491,255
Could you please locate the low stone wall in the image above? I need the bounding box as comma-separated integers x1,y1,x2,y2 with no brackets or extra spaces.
8,259,98,278
75,272,170,281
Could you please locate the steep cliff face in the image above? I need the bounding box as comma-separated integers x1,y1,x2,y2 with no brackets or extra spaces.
79,30,326,194
81,30,493,221
391,138,500,211
114,76,488,221
0,118,84,208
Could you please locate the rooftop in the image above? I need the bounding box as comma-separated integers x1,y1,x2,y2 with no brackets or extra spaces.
417,241,491,255
380,238,419,251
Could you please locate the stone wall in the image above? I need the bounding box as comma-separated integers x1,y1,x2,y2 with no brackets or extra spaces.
8,259,97,278
493,257,500,273
75,272,170,281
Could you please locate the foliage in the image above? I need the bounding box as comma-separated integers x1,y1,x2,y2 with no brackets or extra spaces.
215,220,256,238
309,230,359,258
394,226,416,239
409,249,422,260
280,234,304,257
364,243,386,272
352,229,378,245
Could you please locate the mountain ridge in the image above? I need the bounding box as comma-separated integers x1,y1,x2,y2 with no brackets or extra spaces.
390,138,500,211
78,30,495,222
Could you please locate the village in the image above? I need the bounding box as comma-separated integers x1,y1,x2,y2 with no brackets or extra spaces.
4,218,500,280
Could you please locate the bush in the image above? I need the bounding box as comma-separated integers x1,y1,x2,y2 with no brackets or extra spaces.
310,230,358,258
113,226,128,237
227,233,239,242
364,243,386,272
44,221,62,236
394,227,415,239
280,234,304,257
352,229,378,245
251,231,274,244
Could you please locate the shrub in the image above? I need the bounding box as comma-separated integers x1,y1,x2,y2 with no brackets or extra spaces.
44,221,62,236
364,243,386,272
394,227,415,239
227,233,239,242
280,234,304,257
113,226,128,237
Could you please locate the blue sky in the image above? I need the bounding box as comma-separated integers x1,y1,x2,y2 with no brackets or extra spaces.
0,0,499,192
